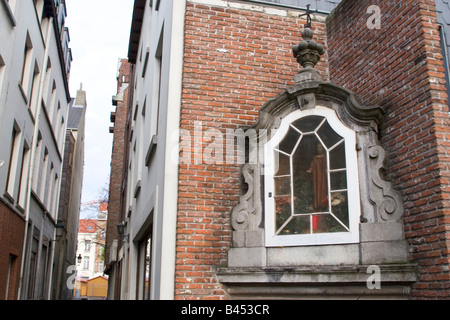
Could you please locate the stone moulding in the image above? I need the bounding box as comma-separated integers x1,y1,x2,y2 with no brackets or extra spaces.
216,264,417,299
230,79,404,240
252,81,385,134
226,77,411,265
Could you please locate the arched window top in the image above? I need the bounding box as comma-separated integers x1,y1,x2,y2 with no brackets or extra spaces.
264,106,361,247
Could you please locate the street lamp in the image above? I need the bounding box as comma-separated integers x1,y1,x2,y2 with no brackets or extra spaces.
77,254,82,265
117,221,125,235
117,221,129,242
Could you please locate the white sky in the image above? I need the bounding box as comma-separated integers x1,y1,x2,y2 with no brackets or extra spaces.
65,0,133,215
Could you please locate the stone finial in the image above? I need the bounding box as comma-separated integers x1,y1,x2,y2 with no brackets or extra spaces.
292,27,325,83
293,28,324,68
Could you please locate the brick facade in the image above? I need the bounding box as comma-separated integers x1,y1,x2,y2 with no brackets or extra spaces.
327,0,450,298
174,0,450,299
175,2,329,299
109,0,450,300
0,199,25,300
105,59,132,293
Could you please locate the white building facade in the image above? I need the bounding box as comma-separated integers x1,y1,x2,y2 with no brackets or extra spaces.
76,219,106,281
0,0,72,299
107,0,185,300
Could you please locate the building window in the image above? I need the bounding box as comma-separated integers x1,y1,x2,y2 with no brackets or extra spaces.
5,254,18,300
18,143,30,208
39,149,48,200
6,125,22,200
28,63,40,116
27,227,40,299
137,228,152,300
20,34,34,99
98,261,104,273
0,55,5,94
84,240,91,252
47,164,54,209
152,31,163,138
33,0,44,23
50,173,58,216
3,0,17,25
83,257,89,270
264,107,361,247
32,134,42,192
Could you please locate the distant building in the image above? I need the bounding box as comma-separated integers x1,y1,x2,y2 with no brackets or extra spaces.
52,86,87,300
0,0,73,299
76,216,107,282
104,59,132,299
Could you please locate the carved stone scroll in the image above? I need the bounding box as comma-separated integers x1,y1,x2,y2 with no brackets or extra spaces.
368,145,404,222
231,163,262,232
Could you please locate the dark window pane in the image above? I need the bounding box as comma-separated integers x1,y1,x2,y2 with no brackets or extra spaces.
274,151,291,176
293,135,328,213
274,176,291,196
331,191,349,228
330,170,347,190
313,214,347,234
292,116,324,133
275,195,293,231
277,127,301,155
317,120,343,149
329,142,346,170
280,215,310,235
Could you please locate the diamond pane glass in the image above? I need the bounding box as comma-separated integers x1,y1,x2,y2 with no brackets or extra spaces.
318,120,343,149
329,142,346,170
292,116,324,133
279,215,310,235
277,127,300,155
271,114,351,237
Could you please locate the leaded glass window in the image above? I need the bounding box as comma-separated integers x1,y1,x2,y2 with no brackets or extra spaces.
265,107,360,247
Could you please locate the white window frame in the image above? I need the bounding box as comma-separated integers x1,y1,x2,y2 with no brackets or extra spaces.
264,106,361,247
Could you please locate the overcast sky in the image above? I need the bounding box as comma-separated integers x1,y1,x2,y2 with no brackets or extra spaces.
65,0,133,216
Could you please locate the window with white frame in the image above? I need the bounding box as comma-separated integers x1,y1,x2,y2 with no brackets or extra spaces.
84,240,91,252
6,125,22,199
264,107,361,247
20,34,34,97
83,256,89,270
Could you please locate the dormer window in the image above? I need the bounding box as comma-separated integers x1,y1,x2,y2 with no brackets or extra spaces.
264,107,361,246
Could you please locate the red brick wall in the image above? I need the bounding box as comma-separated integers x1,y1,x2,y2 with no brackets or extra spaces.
0,199,25,300
106,59,132,270
175,1,328,300
327,0,450,299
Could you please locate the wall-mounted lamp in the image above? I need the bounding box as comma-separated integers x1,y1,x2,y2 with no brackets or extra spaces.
55,221,65,240
77,253,82,265
117,221,129,242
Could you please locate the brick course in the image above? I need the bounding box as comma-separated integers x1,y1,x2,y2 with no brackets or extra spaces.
176,1,329,299
327,0,450,299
